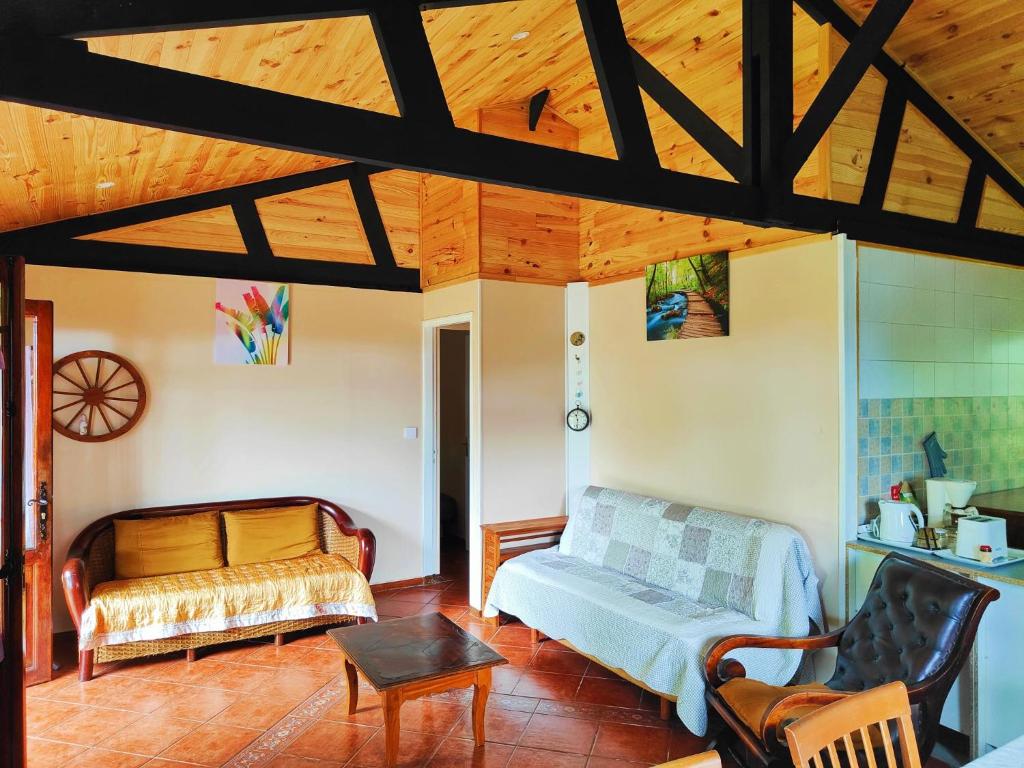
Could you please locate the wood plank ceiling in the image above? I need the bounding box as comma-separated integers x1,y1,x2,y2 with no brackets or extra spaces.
0,0,1021,280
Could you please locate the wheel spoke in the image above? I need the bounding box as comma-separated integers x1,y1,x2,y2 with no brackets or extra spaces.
53,398,85,413
105,380,137,396
74,358,90,387
99,363,123,391
87,405,95,434
55,370,85,390
93,357,103,388
106,396,139,403
96,402,114,433
64,403,88,432
54,390,85,396
101,400,132,420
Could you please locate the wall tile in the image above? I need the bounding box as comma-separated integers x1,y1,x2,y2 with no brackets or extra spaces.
954,363,974,396
974,295,993,330
974,329,993,363
955,292,974,329
933,259,955,293
935,362,956,397
911,288,935,325
913,362,934,397
891,324,915,360
992,363,1009,396
860,321,892,361
934,292,955,327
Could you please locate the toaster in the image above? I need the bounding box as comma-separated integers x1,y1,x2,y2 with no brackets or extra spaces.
955,515,1008,561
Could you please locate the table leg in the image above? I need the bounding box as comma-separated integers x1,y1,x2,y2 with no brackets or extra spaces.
382,690,401,767
472,668,492,747
344,659,359,715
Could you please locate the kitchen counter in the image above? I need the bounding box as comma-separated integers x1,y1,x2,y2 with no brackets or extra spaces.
968,488,1024,547
847,540,1024,588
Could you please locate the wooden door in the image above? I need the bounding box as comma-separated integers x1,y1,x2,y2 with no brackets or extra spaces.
23,300,53,686
0,255,28,768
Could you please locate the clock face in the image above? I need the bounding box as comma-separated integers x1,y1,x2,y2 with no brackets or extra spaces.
570,331,586,347
567,407,590,432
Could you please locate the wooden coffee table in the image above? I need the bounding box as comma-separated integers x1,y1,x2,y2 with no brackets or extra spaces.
327,612,507,766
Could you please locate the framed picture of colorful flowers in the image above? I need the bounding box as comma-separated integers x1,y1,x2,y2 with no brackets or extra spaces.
214,280,290,365
645,251,729,342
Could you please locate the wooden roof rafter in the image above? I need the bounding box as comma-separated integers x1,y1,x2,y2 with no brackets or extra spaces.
0,0,1022,287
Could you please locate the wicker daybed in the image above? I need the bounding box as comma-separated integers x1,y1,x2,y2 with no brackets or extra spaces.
63,496,376,681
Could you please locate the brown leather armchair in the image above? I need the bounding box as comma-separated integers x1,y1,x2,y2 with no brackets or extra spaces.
703,552,999,767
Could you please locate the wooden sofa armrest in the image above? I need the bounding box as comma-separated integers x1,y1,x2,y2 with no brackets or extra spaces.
61,556,89,631
704,629,843,688
319,499,376,581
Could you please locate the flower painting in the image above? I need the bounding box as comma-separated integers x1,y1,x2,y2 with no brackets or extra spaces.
645,251,729,342
214,280,290,365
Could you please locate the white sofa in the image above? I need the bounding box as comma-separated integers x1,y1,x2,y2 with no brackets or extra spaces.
483,486,821,735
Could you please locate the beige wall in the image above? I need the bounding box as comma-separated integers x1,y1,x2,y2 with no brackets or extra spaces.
28,266,424,632
588,237,844,621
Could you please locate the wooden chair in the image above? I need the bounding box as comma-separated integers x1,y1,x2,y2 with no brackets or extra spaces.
783,682,920,768
656,751,723,768
704,552,999,767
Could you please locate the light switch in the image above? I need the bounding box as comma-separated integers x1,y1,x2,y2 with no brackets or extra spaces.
403,427,418,439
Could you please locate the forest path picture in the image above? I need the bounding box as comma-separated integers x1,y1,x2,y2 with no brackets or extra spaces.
645,252,729,342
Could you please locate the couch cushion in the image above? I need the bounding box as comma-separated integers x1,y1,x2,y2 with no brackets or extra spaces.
79,552,376,651
223,503,320,566
113,511,224,579
718,678,830,738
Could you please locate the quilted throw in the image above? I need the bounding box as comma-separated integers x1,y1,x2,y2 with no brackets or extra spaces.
79,552,377,651
484,486,821,735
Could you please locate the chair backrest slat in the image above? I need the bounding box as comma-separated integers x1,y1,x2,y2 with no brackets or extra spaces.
784,682,922,768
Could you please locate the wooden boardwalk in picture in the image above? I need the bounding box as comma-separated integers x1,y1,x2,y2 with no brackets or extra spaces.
680,291,724,338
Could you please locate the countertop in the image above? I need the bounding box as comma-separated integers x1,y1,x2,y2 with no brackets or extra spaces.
972,487,1024,514
847,540,1024,588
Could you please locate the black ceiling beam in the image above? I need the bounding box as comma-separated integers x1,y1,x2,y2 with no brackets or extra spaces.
0,38,763,223
575,0,659,167
859,81,906,209
15,239,420,291
2,0,515,38
231,199,275,261
528,89,550,132
958,161,987,230
782,0,911,181
1,163,382,242
796,0,1024,212
349,169,398,268
369,1,453,127
630,48,745,183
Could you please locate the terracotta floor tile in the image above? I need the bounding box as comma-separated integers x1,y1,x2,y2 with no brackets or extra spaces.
666,729,708,761
507,746,588,768
374,598,435,618
490,667,524,695
435,606,468,621
397,700,466,734
144,659,231,686
207,664,279,692
386,588,447,605
62,748,150,768
583,663,620,680
592,723,670,764
26,699,86,735
321,689,384,727
512,671,583,701
456,622,498,644
575,678,643,709
285,720,377,762
488,645,536,668
26,674,78,701
530,650,589,676
348,729,444,768
265,755,345,768
27,738,87,768
426,737,514,768
43,706,144,746
488,694,539,714
158,722,261,766
151,686,239,721
202,643,261,664
288,633,334,649
259,669,335,702
449,708,531,745
487,626,536,647
212,694,298,729
296,648,348,675
244,644,314,668
519,713,598,755
586,758,653,768
143,759,214,767
100,713,199,756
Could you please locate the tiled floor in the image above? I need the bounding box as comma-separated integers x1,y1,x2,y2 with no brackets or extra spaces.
26,552,958,768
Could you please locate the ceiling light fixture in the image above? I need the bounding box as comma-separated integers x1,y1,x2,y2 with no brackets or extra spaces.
511,31,530,41
95,181,116,190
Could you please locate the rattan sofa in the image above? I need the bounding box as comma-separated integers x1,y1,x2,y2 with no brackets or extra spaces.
63,496,376,681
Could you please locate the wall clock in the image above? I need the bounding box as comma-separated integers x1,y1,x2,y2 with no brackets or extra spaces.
566,407,591,432
53,351,147,442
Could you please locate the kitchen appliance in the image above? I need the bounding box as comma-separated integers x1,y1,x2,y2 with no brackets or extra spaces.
873,500,925,544
955,515,1008,561
925,478,977,526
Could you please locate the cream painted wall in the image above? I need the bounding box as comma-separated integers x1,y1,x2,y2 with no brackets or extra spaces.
588,237,844,622
27,266,424,632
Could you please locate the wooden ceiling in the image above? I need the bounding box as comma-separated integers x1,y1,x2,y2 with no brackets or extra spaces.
0,0,1021,277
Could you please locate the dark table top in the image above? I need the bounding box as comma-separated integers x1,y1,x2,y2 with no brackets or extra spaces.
327,612,507,691
972,487,1024,514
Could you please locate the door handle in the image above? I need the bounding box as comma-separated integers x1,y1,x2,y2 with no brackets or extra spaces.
27,480,48,542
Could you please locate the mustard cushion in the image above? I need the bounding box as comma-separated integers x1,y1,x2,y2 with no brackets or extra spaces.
718,678,831,738
223,503,320,566
113,511,224,580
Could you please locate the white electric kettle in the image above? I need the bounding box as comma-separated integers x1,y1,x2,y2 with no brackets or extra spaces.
872,500,925,544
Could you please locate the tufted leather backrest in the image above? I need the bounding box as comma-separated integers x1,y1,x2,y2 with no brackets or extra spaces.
828,553,992,693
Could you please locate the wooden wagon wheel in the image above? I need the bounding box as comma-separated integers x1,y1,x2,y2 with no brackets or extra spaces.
52,351,147,442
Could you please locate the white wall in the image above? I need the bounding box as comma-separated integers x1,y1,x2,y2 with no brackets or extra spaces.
859,246,1024,399
587,237,845,622
27,266,424,631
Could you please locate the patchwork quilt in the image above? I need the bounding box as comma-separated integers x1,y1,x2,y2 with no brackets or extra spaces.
79,552,378,651
484,486,822,735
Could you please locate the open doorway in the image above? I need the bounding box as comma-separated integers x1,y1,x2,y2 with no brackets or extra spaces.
437,325,469,582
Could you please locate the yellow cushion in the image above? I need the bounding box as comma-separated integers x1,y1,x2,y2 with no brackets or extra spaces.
113,511,224,579
719,678,830,738
222,503,320,566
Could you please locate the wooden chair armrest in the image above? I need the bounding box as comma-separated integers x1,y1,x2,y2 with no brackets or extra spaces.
61,557,90,631
351,527,376,581
704,629,843,687
656,751,721,768
759,689,852,750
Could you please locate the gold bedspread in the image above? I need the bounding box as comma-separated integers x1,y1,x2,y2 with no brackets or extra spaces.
80,553,377,651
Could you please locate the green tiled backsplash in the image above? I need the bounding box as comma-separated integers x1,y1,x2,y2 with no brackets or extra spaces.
857,396,1024,521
